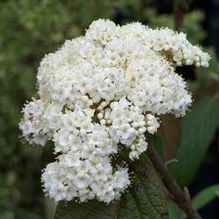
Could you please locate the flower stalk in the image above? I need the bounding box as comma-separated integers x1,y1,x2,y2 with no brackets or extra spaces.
147,144,202,219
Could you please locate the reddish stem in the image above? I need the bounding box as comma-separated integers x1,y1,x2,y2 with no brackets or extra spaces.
147,145,202,219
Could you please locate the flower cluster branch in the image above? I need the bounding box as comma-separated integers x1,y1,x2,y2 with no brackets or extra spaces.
147,144,202,219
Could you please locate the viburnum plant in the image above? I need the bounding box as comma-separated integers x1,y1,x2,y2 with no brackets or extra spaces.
19,19,210,219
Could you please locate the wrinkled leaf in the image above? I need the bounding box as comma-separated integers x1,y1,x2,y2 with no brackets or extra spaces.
192,184,219,210
170,98,219,186
55,161,168,219
54,200,118,219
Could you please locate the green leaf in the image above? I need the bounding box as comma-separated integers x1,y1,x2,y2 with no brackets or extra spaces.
170,98,219,186
192,184,219,210
54,161,168,219
168,202,185,219
54,200,118,219
150,135,165,159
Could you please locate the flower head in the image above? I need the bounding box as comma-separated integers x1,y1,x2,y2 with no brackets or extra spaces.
19,19,210,203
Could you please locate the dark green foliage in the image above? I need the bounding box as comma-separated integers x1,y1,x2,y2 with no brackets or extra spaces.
170,98,219,186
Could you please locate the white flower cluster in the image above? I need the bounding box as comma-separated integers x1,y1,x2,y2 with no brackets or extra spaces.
19,19,210,203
